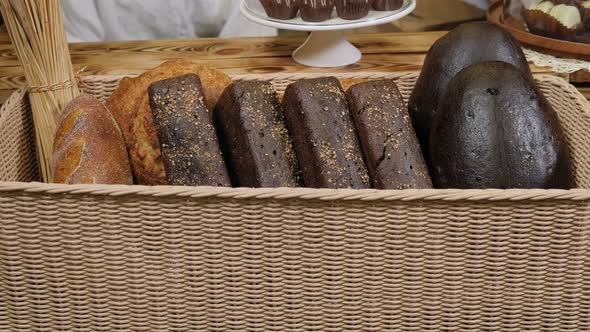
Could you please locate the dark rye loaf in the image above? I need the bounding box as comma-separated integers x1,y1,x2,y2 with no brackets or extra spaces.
282,77,370,189
214,81,301,188
347,80,432,189
148,74,231,187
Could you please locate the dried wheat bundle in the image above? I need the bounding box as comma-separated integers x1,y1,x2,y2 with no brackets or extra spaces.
0,0,80,182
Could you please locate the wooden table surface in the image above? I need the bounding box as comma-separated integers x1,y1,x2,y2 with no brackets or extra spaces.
0,30,579,104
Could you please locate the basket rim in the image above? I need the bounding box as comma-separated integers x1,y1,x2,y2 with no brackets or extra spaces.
79,71,424,81
1,181,590,201
78,71,590,118
3,72,590,202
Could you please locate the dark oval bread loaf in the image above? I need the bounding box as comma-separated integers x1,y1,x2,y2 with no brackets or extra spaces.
282,77,371,189
347,80,432,189
430,62,574,189
214,81,301,188
408,22,533,162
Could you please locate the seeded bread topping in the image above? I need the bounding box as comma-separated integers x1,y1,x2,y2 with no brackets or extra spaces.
214,81,301,188
282,77,370,189
148,74,231,187
346,80,432,189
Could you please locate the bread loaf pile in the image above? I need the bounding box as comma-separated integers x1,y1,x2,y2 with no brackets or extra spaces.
53,59,431,189
53,23,576,190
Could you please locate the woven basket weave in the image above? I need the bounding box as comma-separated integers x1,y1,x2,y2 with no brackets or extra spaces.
1,72,590,332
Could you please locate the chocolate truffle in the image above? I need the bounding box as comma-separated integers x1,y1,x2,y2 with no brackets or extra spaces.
260,0,300,20
300,0,335,22
336,0,371,19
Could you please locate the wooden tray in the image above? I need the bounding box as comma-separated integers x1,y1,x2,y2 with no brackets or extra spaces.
487,1,590,61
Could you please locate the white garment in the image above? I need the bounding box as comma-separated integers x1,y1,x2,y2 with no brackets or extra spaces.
61,0,277,42
62,0,491,42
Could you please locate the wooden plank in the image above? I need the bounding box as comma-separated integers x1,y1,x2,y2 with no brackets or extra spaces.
0,53,427,90
0,28,569,104
0,31,446,66
0,54,556,91
0,32,446,90
0,31,447,56
0,37,555,89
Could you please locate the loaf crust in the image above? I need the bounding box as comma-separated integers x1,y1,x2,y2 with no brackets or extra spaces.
148,74,231,187
282,77,370,189
53,95,133,185
214,81,301,188
347,80,432,189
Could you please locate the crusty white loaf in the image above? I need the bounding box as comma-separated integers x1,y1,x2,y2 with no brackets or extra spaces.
52,95,133,185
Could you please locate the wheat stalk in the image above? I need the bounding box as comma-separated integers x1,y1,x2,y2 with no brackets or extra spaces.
0,0,80,182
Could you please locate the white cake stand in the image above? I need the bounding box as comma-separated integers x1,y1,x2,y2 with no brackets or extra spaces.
240,0,416,67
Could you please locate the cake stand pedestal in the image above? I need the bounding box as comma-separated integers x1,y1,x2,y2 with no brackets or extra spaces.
293,30,360,67
240,0,416,68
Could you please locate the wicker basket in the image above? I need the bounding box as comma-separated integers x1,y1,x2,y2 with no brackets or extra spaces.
1,72,590,331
